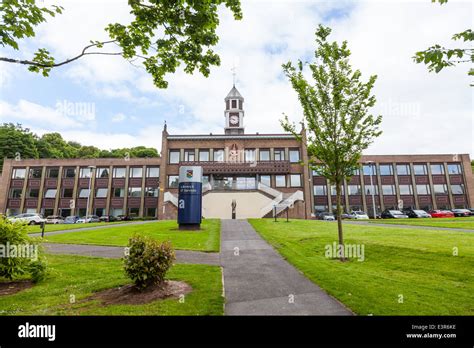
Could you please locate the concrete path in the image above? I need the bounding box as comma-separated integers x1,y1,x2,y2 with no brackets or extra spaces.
43,243,220,266
220,219,352,315
344,220,473,233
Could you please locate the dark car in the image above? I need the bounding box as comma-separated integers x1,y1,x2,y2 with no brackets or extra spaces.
468,208,474,216
403,209,432,218
451,209,471,217
99,215,117,222
64,215,80,224
116,215,131,221
381,209,409,219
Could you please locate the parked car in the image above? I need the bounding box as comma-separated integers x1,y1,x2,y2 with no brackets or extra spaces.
402,209,432,218
350,211,369,219
451,209,471,217
99,215,117,222
8,213,46,225
317,212,335,221
64,216,80,224
76,215,100,223
116,215,131,221
46,215,65,224
380,209,409,219
340,213,354,220
468,208,474,216
428,210,454,218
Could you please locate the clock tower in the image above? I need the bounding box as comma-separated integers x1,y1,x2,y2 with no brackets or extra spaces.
224,85,244,135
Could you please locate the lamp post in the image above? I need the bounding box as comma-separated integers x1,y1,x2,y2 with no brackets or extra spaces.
84,166,95,223
365,161,377,219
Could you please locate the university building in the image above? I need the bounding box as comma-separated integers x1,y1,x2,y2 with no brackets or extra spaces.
1,85,473,219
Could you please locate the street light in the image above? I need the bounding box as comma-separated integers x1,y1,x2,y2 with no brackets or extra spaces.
365,161,377,219
84,166,96,223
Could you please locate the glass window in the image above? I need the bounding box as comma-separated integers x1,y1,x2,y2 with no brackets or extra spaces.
312,166,324,176
416,184,431,195
63,168,76,178
365,185,378,195
330,185,344,196
290,174,301,187
363,164,375,175
184,150,195,162
168,175,179,188
379,164,393,176
146,208,157,217
113,188,124,198
145,187,159,197
78,189,90,198
110,208,123,217
259,175,271,187
413,164,428,175
128,187,142,197
11,168,26,179
382,185,396,195
79,167,93,178
169,150,180,164
259,149,270,161
430,164,445,175
231,100,237,108
27,188,39,198
213,149,224,162
275,175,286,187
202,175,210,185
313,185,327,196
274,149,285,161
451,184,464,195
44,189,57,198
62,188,73,198
447,163,462,175
399,185,413,195
289,149,300,163
314,205,328,212
96,167,109,178
351,167,360,176
130,167,143,178
29,168,42,178
348,185,361,195
9,188,22,198
244,149,256,163
96,188,108,198
47,168,59,178
433,184,448,195
396,164,410,175
199,150,210,162
146,167,160,177
129,207,139,217
113,167,126,178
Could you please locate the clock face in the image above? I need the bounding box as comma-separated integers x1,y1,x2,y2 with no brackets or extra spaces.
229,115,239,126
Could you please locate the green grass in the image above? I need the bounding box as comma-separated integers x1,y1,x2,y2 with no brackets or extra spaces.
366,217,474,230
249,218,474,315
44,219,221,252
27,221,130,234
0,254,223,315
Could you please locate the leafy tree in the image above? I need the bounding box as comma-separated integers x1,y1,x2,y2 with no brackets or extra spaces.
0,0,242,88
413,0,473,84
0,123,39,168
36,133,78,158
76,146,101,158
281,25,382,261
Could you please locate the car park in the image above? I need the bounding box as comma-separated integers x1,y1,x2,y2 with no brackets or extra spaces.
428,210,455,218
402,209,432,218
99,215,117,222
380,209,409,219
317,212,335,221
8,213,46,225
350,211,369,219
116,215,131,221
64,216,80,224
451,209,471,217
46,215,65,224
76,215,100,223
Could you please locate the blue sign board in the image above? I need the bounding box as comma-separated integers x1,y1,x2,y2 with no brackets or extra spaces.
177,166,203,227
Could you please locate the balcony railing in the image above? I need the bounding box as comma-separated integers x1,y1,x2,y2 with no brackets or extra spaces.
179,160,291,174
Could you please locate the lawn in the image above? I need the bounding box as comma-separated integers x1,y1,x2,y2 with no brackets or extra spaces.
0,254,224,315
249,218,474,315
26,221,130,234
44,219,221,252
366,217,474,230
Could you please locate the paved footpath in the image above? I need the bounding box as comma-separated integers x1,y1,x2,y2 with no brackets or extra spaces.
220,219,352,315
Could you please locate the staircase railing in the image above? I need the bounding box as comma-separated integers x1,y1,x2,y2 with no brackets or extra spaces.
163,191,178,207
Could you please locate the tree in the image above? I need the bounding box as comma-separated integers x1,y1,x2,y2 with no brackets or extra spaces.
36,133,78,158
76,146,101,158
281,25,382,261
0,123,39,169
413,0,473,84
0,0,242,88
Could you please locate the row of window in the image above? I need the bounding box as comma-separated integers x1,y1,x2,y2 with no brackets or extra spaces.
9,187,159,199
11,167,160,180
167,174,303,188
313,183,465,196
169,148,301,164
14,207,158,219
312,163,463,177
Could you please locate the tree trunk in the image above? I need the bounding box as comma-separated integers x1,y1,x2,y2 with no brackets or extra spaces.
336,182,345,261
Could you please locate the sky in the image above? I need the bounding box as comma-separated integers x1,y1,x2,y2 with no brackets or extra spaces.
0,0,472,156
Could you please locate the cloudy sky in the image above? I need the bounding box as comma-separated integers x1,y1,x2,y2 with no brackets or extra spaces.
0,0,472,156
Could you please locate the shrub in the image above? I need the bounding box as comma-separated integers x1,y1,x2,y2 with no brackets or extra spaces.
0,216,47,282
124,234,175,290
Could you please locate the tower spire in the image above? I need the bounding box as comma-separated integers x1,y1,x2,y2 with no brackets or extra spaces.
231,63,236,87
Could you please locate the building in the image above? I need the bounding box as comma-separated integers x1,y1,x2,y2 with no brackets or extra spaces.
1,85,473,219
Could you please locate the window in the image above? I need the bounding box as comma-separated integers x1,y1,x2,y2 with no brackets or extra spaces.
113,188,125,198
399,185,413,195
96,167,109,178
379,164,393,176
433,184,448,195
413,164,428,175
451,184,464,195
146,167,160,177
12,168,26,179
231,100,237,108
130,167,143,178
113,167,126,178
430,164,445,175
259,149,270,161
168,175,179,188
78,189,90,198
95,208,105,217
363,164,375,176
146,208,157,217
259,175,271,187
9,188,22,198
213,149,224,162
47,168,59,178
110,208,123,217
145,187,158,197
348,185,361,195
396,164,411,175
62,188,73,198
202,175,210,185
351,167,360,176
275,175,286,187
184,149,195,162
447,163,462,175
365,185,378,195
274,148,285,161
314,205,328,212
416,184,431,195
290,174,301,187
289,149,300,163
330,185,344,196
128,187,142,197
44,189,57,198
244,149,256,163
129,208,140,217
79,167,93,178
96,188,108,198
313,185,327,196
312,166,323,176
382,185,396,195
199,150,210,162
63,168,76,178
27,188,39,198
169,150,180,164
29,168,42,178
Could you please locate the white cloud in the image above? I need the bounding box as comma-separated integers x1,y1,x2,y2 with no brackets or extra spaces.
111,113,126,122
